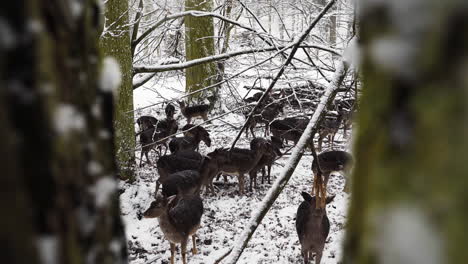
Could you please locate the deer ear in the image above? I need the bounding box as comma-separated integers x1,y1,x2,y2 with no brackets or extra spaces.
301,192,313,203
326,195,336,204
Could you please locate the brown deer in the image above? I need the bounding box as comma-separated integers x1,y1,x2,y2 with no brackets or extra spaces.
245,102,284,137
169,124,211,153
296,192,335,264
178,101,210,124
202,141,269,194
143,193,203,264
317,112,344,152
312,150,353,195
248,137,283,190
155,150,203,195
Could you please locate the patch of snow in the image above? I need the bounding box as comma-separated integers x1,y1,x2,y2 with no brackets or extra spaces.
28,19,43,34
70,0,83,19
370,37,415,77
343,38,360,69
36,236,58,264
374,205,444,264
99,129,111,140
0,18,15,49
54,104,86,134
88,161,103,176
100,56,122,94
91,176,117,207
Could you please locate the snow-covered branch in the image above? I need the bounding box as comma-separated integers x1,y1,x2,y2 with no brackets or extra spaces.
133,44,338,74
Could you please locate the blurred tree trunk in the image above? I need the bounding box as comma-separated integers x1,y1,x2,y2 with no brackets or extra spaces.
185,0,217,103
343,1,468,264
100,0,135,180
1,1,128,263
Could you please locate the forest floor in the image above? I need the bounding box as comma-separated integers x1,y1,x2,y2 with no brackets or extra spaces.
120,106,352,264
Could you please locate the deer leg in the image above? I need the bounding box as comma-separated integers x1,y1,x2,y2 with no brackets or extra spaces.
261,167,265,184
267,165,271,184
139,151,144,167
145,151,151,165
250,124,256,138
154,180,161,197
315,249,323,264
181,238,188,264
302,249,309,264
249,171,255,192
317,135,324,152
238,174,245,195
187,117,191,124
170,243,176,264
191,235,198,254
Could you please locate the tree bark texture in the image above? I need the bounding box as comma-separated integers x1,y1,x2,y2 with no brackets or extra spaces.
343,1,468,263
1,1,128,263
101,0,136,180
184,0,217,102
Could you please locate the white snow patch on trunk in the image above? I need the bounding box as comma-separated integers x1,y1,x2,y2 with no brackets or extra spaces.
374,205,444,264
36,236,58,264
54,104,86,134
100,56,122,94
91,176,117,207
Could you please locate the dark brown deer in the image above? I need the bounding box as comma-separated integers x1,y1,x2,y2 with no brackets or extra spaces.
248,137,283,190
270,117,309,145
178,101,210,124
159,170,202,198
136,115,158,131
143,193,203,264
312,150,353,194
296,192,335,264
165,103,176,120
155,150,203,195
317,112,344,152
138,118,179,166
169,124,211,153
245,102,284,137
203,142,269,194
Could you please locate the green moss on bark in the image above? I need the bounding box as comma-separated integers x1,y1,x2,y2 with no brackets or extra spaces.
185,0,217,102
100,0,136,180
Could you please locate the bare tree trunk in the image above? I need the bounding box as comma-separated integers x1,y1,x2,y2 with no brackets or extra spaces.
101,0,136,180
343,1,468,263
1,1,128,263
185,0,217,103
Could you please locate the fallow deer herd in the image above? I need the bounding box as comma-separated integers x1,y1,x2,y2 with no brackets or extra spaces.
136,92,356,264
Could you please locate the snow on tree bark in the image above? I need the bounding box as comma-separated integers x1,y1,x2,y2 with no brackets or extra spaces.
101,0,136,180
343,0,468,263
1,1,128,263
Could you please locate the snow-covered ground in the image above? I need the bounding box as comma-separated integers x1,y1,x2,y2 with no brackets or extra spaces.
122,76,352,263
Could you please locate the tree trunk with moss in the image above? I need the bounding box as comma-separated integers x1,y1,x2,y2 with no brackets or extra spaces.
0,1,128,263
343,1,468,264
101,0,135,180
185,0,217,103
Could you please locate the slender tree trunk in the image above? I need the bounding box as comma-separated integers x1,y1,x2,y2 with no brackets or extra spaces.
101,0,136,180
343,1,468,263
1,1,128,263
329,5,337,46
185,0,217,103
